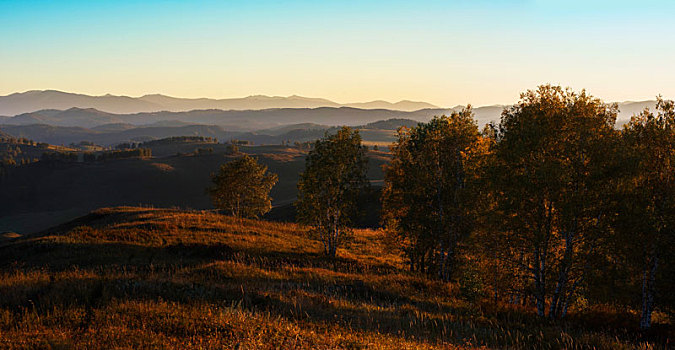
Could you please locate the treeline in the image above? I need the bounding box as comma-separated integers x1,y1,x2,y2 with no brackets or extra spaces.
84,148,152,161
0,138,47,177
207,85,672,330
379,85,674,329
1,144,40,166
0,136,44,146
280,140,313,149
292,85,673,330
40,148,152,163
140,136,218,147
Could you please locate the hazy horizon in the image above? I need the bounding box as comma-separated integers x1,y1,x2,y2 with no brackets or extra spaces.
1,89,442,107
2,1,674,107
2,88,668,104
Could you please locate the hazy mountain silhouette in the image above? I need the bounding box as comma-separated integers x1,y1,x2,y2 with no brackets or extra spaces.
0,95,656,134
359,118,420,130
0,90,439,115
91,123,137,132
256,123,330,136
345,100,438,111
0,124,232,146
7,108,124,128
0,105,508,130
0,91,160,115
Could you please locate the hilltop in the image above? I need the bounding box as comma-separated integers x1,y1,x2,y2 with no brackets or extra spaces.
0,206,663,349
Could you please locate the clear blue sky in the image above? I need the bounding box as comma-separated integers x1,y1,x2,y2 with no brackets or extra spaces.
1,0,674,106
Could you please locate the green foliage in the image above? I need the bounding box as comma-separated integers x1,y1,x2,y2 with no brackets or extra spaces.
225,142,239,154
458,263,486,302
140,136,217,147
296,126,369,257
486,85,619,318
383,109,485,281
617,96,675,328
41,150,78,162
95,148,152,161
208,155,278,219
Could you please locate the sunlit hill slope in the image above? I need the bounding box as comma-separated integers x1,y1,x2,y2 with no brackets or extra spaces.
0,207,666,349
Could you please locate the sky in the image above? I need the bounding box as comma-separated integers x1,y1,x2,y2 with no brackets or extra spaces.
1,0,674,107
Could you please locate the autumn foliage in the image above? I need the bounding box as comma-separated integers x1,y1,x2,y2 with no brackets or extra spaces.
382,85,674,330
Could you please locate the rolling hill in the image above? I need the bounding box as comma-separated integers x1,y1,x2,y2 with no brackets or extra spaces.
6,108,124,128
0,106,447,130
0,124,236,146
0,117,420,146
1,99,652,136
0,206,662,348
0,145,390,234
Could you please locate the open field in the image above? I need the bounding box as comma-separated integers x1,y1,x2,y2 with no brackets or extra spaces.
0,207,669,349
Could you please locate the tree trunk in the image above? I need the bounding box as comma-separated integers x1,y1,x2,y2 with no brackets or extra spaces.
549,229,574,319
640,248,658,330
561,296,570,318
444,245,454,282
533,245,546,317
437,246,445,280
328,243,337,258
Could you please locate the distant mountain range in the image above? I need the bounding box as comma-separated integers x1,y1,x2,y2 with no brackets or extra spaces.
0,114,430,146
0,105,510,131
0,99,654,129
0,90,439,115
0,90,659,147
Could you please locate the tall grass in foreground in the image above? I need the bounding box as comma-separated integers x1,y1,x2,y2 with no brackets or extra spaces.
0,207,670,349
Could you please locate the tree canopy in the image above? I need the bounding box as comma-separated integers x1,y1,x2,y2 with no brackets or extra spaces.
383,108,486,282
208,155,278,219
617,97,675,329
291,85,674,330
296,126,369,257
486,85,619,318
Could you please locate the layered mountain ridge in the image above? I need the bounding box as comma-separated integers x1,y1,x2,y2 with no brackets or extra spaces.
0,90,439,115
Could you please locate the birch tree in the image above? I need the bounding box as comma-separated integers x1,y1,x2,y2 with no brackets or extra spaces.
382,109,484,282
296,127,368,257
618,97,675,329
490,85,617,318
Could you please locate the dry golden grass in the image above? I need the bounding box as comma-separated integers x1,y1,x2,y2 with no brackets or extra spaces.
0,207,669,349
149,162,176,172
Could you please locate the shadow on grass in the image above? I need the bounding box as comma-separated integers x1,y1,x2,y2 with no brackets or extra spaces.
0,239,671,348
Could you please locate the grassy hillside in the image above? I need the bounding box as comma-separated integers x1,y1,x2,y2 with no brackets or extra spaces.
0,207,668,349
0,146,390,234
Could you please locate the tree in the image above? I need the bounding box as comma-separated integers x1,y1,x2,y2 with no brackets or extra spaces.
617,97,675,329
488,85,618,318
208,155,278,219
296,126,368,257
382,109,485,282
225,142,240,155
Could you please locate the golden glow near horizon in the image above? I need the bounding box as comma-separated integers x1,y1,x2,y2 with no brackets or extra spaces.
1,1,674,107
